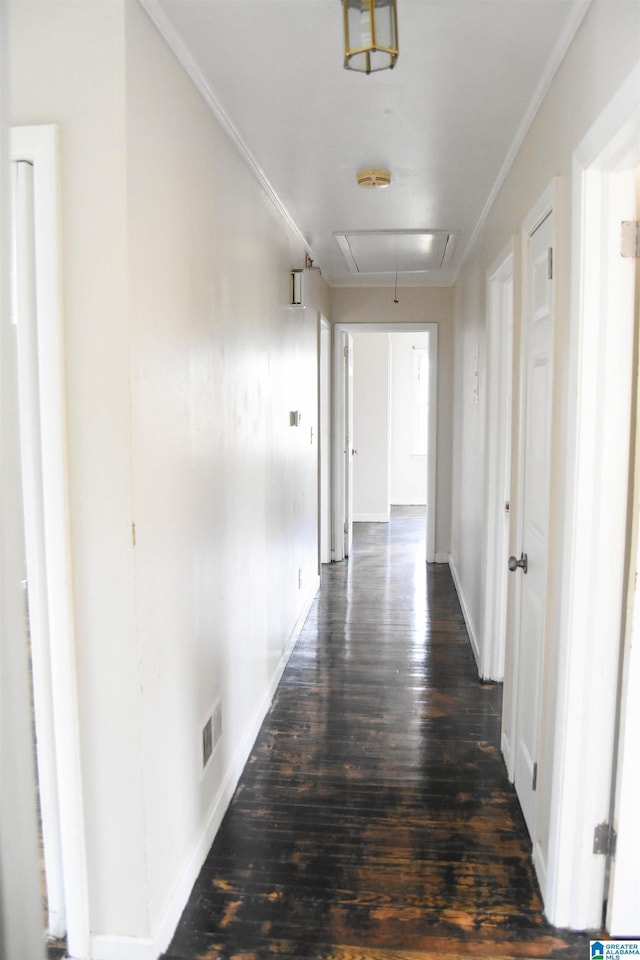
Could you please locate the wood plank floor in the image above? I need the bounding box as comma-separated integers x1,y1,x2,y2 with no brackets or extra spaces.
162,510,597,960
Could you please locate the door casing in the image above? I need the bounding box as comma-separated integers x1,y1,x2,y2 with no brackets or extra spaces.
11,124,90,958
544,66,640,930
482,242,515,682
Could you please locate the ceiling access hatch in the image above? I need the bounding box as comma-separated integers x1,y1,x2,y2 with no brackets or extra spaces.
335,230,457,275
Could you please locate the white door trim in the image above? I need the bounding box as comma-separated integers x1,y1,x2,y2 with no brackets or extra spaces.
332,321,438,563
319,315,332,566
545,65,640,930
11,124,90,958
482,241,515,681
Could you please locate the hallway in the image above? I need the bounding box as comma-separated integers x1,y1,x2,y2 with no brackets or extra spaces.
163,510,594,960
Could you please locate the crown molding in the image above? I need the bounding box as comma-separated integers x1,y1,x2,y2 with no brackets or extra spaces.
139,0,311,254
458,0,593,275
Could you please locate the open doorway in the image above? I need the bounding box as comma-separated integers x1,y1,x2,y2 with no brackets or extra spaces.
332,322,438,564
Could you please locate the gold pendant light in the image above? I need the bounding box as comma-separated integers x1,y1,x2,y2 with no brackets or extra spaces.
343,0,399,74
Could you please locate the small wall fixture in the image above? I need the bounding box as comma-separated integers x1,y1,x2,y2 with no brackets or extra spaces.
343,0,399,74
357,168,391,189
290,269,304,307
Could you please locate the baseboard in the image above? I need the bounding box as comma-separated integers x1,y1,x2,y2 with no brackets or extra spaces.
448,557,481,673
533,838,548,906
501,729,515,783
92,582,319,960
90,935,154,960
353,513,389,522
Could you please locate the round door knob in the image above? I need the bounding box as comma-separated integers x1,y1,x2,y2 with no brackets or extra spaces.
508,553,528,574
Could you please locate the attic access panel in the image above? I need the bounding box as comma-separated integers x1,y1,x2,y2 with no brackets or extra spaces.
335,230,456,274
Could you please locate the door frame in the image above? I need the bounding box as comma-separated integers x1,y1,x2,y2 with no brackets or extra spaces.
318,314,332,566
332,321,438,563
482,241,515,681
544,65,640,930
11,124,90,958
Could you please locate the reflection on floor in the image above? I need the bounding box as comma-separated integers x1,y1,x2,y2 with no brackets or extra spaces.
162,510,596,959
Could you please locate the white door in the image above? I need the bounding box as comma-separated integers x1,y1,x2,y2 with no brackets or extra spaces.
512,209,554,839
343,332,354,557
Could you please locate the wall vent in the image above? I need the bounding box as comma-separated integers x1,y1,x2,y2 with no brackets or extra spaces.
202,716,213,769
202,699,223,771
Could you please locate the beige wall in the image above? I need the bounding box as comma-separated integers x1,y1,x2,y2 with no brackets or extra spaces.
9,0,329,950
450,0,640,920
331,286,454,558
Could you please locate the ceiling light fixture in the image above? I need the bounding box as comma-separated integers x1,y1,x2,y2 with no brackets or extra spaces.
342,0,399,74
356,168,391,188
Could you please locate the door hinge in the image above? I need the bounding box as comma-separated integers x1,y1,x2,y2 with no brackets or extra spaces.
532,762,538,791
131,521,136,547
547,247,553,281
593,822,617,857
344,344,349,358
621,221,640,259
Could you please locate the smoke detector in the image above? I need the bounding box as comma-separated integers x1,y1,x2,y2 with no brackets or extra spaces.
356,168,391,189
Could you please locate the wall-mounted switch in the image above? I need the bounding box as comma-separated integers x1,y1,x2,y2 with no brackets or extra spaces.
290,411,301,426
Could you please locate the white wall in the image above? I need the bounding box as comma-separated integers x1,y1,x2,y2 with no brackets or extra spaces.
390,332,429,505
331,287,453,560
352,332,390,521
450,0,640,924
9,1,328,953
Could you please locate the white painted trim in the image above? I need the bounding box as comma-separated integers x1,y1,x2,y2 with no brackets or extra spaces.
319,315,332,566
457,0,592,279
10,125,90,960
139,0,309,255
426,325,438,565
501,730,514,785
14,156,67,939
482,241,515,682
353,513,390,523
332,330,349,562
545,64,640,931
89,936,154,960
449,558,480,671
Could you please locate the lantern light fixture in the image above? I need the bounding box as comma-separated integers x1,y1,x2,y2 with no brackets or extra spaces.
342,0,399,74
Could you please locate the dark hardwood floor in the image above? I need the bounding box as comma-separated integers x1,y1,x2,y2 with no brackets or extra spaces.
163,509,596,960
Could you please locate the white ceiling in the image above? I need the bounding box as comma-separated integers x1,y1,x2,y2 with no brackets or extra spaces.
143,0,589,287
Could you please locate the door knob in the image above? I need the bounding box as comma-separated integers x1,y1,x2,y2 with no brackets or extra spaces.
508,553,528,574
